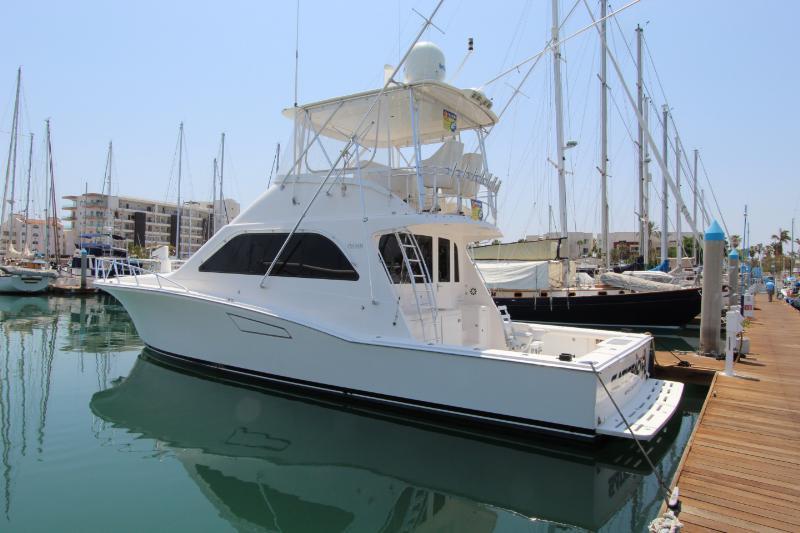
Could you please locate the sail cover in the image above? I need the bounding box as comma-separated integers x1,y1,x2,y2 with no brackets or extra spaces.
476,260,552,290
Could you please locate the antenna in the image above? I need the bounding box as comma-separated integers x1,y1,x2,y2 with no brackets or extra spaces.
450,37,474,83
293,0,300,107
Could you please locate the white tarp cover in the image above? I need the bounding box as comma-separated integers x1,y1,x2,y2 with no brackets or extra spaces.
476,260,551,290
599,272,678,293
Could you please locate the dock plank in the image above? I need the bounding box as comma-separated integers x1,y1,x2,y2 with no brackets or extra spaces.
662,299,800,532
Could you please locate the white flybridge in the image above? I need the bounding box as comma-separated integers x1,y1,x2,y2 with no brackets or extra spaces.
95,41,682,441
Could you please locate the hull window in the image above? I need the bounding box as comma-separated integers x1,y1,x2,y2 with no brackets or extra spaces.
199,233,359,281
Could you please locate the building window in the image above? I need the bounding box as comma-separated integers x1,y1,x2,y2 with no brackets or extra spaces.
199,233,358,281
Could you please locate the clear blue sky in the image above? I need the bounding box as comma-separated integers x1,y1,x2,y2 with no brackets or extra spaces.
2,0,797,248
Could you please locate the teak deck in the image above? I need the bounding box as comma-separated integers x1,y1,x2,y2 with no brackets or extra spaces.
664,298,800,532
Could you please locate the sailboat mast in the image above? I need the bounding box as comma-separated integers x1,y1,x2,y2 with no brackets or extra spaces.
660,105,669,263
104,140,113,250
1,67,21,253
551,0,569,288
211,157,217,236
642,98,650,266
636,25,645,266
693,148,699,264
599,0,609,270
220,132,227,224
176,122,184,259
44,119,59,260
675,135,682,259
24,133,33,249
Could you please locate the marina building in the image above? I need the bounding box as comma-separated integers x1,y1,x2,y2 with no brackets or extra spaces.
0,213,67,256
62,193,240,258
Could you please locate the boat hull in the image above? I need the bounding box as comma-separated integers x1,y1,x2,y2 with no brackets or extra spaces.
495,287,701,329
0,273,53,294
97,282,679,441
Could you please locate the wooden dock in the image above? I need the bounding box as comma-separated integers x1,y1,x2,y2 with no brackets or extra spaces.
664,299,800,532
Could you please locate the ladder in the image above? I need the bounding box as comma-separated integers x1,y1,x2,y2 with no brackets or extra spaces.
395,230,440,343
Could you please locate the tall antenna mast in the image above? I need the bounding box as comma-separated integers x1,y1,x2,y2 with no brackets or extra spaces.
599,0,609,270
636,25,645,266
176,122,184,259
1,67,21,254
552,0,570,288
292,0,301,168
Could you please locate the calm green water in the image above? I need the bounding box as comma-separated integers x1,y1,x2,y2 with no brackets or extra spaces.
0,295,706,532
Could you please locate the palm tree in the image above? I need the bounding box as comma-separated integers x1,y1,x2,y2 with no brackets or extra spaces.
730,234,741,248
647,221,660,263
771,229,790,273
771,229,790,256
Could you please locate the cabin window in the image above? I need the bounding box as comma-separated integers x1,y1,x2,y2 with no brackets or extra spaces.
438,237,450,282
199,233,358,281
378,233,434,284
453,243,460,282
416,235,433,276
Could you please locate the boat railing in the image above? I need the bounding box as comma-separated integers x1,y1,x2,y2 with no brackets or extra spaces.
95,257,191,293
308,163,500,221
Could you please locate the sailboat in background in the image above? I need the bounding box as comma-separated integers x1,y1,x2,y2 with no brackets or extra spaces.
479,2,701,329
0,69,58,293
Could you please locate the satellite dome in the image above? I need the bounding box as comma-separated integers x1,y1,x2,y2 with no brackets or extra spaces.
404,42,446,83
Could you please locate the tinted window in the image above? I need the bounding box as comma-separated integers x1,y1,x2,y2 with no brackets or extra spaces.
415,235,433,279
438,237,450,282
454,243,460,282
378,234,407,284
199,233,358,281
378,233,433,284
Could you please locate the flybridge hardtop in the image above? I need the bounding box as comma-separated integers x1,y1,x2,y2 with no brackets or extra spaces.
95,41,682,441
282,80,498,147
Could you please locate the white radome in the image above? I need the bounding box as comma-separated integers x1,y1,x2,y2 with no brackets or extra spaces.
404,41,446,83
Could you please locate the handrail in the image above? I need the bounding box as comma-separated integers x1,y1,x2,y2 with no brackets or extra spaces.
94,257,191,293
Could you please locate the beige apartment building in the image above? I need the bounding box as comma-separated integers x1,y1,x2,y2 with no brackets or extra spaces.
63,193,240,258
0,214,66,256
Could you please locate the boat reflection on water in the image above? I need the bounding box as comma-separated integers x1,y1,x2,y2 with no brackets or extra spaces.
91,351,690,531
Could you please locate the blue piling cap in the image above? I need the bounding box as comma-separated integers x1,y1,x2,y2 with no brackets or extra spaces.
729,249,739,260
705,220,725,241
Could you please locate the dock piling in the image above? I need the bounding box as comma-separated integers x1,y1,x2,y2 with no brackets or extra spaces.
728,249,739,307
700,220,725,355
80,249,88,290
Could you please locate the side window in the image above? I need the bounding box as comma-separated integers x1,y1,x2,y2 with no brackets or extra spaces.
199,233,358,281
378,233,433,284
378,234,406,283
438,237,450,282
453,243,460,282
415,235,433,279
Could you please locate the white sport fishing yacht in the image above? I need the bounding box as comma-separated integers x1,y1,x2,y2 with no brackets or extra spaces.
96,42,682,441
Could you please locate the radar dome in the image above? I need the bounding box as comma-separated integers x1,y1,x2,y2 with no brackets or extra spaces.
404,42,446,83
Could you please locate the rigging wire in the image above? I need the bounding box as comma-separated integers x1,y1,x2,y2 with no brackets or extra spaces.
698,152,730,236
